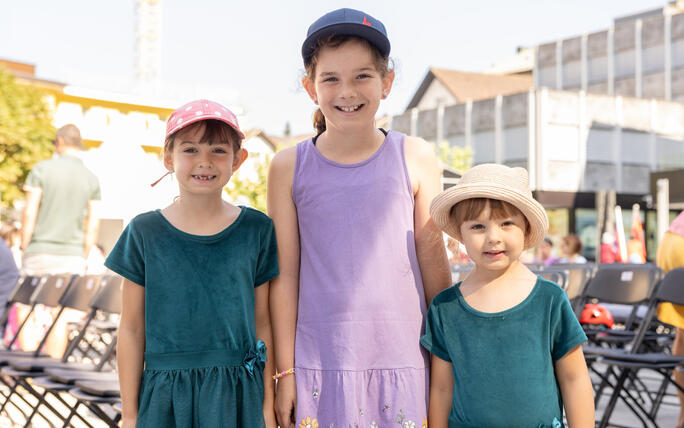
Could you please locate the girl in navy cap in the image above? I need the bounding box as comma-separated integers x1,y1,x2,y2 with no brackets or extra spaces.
268,8,451,428
108,100,279,427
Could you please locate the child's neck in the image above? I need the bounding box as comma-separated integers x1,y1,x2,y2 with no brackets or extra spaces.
459,261,538,313
317,125,385,164
161,195,241,236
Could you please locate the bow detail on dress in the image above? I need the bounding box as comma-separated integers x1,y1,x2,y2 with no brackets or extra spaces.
538,417,563,428
243,339,267,375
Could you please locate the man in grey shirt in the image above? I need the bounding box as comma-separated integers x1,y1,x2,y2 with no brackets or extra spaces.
21,124,101,275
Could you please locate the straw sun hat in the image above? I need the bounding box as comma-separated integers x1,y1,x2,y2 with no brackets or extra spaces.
430,163,549,250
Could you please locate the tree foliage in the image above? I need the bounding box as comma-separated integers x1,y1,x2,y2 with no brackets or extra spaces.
0,67,54,209
225,153,271,213
435,140,472,172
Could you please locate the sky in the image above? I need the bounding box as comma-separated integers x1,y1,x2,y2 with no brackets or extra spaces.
0,0,670,136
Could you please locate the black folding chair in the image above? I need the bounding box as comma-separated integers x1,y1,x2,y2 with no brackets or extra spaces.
596,268,684,428
18,276,123,427
572,264,661,419
0,274,106,427
576,264,661,338
543,263,595,309
451,264,473,283
530,269,568,290
0,274,81,423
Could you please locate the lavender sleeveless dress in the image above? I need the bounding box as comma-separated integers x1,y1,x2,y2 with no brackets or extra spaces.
293,130,429,428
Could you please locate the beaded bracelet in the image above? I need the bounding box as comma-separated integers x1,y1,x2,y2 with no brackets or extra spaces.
273,368,295,380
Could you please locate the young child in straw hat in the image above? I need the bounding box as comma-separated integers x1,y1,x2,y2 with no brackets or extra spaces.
421,163,594,427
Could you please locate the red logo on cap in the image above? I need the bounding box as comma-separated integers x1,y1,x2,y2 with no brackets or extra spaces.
362,16,371,26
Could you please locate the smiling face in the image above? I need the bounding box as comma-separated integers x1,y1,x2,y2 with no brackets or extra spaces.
303,37,394,133
456,199,528,274
164,121,247,198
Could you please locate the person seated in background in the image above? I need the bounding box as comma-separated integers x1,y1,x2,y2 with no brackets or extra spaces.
558,234,587,264
534,237,559,266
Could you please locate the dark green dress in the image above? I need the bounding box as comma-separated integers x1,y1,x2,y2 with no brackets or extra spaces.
105,207,279,427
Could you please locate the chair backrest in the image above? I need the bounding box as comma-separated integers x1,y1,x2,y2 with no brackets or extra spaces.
451,264,473,283
30,274,75,307
654,268,684,307
579,264,660,308
60,275,103,311
544,263,595,300
90,275,123,315
7,275,44,305
531,269,568,290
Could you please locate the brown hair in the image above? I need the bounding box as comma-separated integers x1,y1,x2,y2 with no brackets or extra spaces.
562,234,583,255
450,198,530,234
304,35,392,135
163,119,241,154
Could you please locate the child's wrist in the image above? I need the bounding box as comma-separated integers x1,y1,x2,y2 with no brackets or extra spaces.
272,367,295,380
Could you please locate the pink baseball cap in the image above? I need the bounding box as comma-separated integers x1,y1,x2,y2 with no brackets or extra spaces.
166,99,245,140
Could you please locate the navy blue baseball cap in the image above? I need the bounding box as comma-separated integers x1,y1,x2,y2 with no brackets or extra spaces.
302,8,390,65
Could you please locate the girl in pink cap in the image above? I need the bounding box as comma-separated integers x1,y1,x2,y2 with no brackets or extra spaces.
107,99,279,427
268,8,451,428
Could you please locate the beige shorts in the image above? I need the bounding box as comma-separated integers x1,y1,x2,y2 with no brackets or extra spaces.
21,254,86,276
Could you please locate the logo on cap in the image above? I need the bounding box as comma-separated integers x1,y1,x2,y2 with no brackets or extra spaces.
362,16,371,26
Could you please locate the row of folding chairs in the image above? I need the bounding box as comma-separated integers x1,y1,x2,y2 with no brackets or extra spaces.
572,263,684,427
0,273,123,427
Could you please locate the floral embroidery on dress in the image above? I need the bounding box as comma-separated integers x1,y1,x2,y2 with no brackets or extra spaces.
299,416,319,428
395,409,406,424
421,418,428,428
382,404,391,413
394,409,416,427
370,422,379,428
312,388,319,399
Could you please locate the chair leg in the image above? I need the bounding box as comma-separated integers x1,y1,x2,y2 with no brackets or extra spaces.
600,368,635,428
22,387,48,427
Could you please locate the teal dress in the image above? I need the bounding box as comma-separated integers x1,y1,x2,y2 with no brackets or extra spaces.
105,207,279,427
420,277,587,428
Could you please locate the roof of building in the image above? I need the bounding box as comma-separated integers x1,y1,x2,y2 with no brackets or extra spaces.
406,68,533,110
0,58,66,90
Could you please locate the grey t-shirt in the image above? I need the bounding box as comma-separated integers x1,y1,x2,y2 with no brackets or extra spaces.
24,154,101,256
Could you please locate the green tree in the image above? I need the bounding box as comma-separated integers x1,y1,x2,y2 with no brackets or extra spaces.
225,153,271,213
0,66,54,209
434,140,472,172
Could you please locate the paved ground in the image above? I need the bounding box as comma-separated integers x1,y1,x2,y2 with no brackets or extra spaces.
0,383,114,428
592,362,680,428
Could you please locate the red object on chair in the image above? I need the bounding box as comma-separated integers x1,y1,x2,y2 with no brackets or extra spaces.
580,303,615,328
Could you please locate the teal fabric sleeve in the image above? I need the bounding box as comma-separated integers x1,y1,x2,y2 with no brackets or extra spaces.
104,219,145,286
420,297,452,362
254,217,279,287
551,293,587,361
